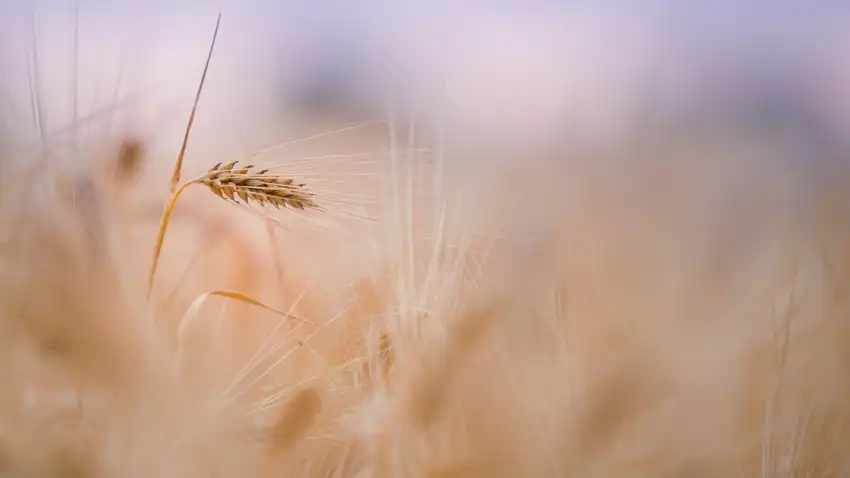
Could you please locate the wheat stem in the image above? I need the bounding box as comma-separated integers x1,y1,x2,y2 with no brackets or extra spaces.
147,178,200,302
170,11,221,192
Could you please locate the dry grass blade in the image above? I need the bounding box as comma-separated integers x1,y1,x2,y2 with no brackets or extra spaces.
169,11,221,192
146,162,322,301
147,178,200,302
177,289,311,349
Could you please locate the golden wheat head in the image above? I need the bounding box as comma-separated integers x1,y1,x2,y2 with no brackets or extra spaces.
147,161,322,302
201,161,321,212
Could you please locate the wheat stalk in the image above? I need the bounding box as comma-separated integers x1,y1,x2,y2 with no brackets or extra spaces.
169,11,221,192
146,161,322,302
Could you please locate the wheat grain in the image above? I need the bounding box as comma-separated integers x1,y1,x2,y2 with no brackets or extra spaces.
201,161,322,211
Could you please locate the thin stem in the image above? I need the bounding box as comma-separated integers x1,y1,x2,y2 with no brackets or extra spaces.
170,11,222,192
147,178,200,302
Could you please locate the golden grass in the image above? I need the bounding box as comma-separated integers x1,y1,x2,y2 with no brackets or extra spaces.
6,125,850,477
5,44,850,477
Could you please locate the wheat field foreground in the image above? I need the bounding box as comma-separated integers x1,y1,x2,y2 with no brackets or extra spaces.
4,7,850,478
1,107,850,478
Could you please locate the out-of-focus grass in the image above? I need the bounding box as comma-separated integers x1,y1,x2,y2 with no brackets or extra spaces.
2,104,850,477
3,3,850,477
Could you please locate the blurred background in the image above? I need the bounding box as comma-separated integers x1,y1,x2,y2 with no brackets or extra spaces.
3,3,850,477
2,1,849,172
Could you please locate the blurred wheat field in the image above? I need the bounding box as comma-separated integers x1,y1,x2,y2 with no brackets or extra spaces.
3,2,850,478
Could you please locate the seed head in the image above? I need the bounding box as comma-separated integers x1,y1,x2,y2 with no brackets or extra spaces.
200,161,321,211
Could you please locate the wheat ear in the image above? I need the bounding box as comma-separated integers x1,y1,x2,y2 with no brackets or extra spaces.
147,161,321,302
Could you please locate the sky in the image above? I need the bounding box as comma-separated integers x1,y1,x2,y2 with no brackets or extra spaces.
1,1,849,164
